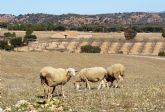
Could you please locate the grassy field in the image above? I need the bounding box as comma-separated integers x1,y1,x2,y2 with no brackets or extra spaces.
1,51,165,111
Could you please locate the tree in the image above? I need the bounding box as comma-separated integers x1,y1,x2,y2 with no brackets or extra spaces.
124,27,137,40
24,29,37,44
162,29,165,38
26,29,33,36
47,23,55,31
34,23,46,31
54,25,66,31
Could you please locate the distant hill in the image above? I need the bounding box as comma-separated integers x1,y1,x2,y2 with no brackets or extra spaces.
1,12,165,26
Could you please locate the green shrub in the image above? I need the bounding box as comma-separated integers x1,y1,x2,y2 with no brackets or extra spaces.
124,28,137,40
0,39,20,51
0,37,23,51
4,32,16,37
0,40,8,49
81,45,101,53
158,51,165,56
25,29,33,36
24,35,37,43
10,37,23,47
4,44,14,51
23,29,37,44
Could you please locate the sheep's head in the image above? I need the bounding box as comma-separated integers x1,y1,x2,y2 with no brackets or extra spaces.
118,75,124,81
66,68,78,76
119,71,125,80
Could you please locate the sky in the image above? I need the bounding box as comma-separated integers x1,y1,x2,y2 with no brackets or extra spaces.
0,0,165,15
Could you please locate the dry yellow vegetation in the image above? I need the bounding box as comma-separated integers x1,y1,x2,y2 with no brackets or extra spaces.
1,51,165,111
0,30,164,42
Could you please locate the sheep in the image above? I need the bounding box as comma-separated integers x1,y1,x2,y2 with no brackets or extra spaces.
40,66,77,98
106,64,125,88
74,67,108,90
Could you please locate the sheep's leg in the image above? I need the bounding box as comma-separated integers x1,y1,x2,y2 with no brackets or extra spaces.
109,80,114,88
85,80,91,90
116,79,123,88
97,81,102,90
51,86,56,96
61,85,66,98
43,84,48,98
101,79,109,89
97,80,104,90
56,88,60,96
85,82,88,89
114,80,120,88
117,75,124,88
48,87,53,99
104,79,110,89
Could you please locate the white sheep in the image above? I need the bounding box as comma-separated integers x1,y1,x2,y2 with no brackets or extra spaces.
40,66,77,98
106,64,125,88
74,67,108,90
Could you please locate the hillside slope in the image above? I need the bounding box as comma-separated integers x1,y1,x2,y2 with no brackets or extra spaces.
0,12,165,26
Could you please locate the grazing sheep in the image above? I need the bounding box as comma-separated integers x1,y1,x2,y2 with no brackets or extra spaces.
106,64,125,88
40,66,77,98
74,67,108,90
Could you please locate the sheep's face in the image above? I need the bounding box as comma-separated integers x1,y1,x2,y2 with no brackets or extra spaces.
66,68,78,76
118,75,124,81
118,72,125,81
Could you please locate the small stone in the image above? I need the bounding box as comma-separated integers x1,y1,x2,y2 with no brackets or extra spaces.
0,107,3,112
69,109,72,111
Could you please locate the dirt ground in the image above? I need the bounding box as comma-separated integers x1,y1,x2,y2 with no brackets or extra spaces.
0,51,165,111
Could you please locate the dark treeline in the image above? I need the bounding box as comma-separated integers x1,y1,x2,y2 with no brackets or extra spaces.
6,23,164,33
0,22,8,28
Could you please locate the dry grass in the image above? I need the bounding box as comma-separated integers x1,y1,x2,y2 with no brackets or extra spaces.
1,51,165,111
0,30,164,42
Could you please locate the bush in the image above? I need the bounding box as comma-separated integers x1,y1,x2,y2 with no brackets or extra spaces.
4,44,14,51
81,45,101,53
25,29,33,36
4,32,16,37
0,40,14,51
54,25,66,31
158,51,165,56
10,37,23,47
0,37,23,51
23,35,37,44
0,41,8,49
124,28,137,40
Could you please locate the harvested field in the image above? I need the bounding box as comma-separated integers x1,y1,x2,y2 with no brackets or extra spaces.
1,51,165,111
